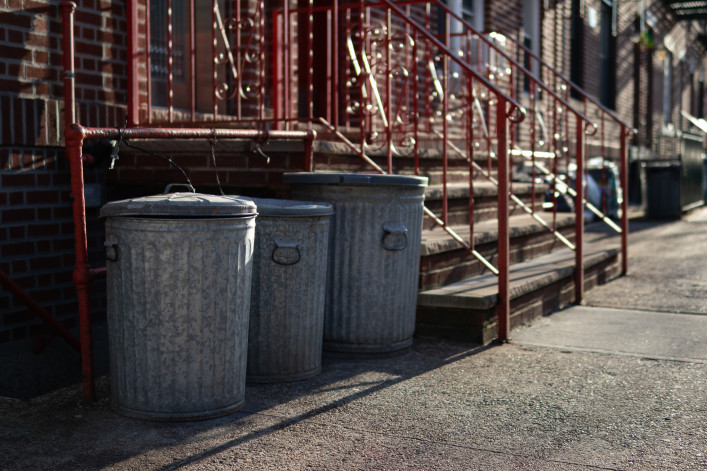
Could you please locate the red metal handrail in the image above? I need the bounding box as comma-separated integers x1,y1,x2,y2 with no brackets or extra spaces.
488,28,635,276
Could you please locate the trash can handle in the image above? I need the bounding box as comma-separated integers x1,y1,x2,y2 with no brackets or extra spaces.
272,239,301,265
382,223,408,251
164,183,196,194
105,240,119,262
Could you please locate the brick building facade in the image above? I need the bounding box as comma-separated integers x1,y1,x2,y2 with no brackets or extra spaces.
1,0,705,398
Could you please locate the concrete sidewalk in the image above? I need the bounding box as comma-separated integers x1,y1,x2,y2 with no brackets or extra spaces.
1,209,707,470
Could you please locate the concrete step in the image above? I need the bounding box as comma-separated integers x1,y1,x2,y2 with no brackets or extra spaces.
419,212,576,290
416,244,621,345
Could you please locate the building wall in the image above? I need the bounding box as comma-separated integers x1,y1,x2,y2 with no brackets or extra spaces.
0,0,124,397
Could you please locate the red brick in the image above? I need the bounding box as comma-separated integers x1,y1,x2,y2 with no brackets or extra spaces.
81,27,95,41
52,238,74,252
1,173,34,187
12,260,28,272
33,49,49,63
53,269,73,284
37,273,51,286
27,190,60,205
0,331,10,343
25,65,52,80
7,28,23,44
53,206,73,219
74,40,102,57
34,82,51,98
52,173,70,186
30,256,62,272
8,191,24,204
25,32,50,48
37,207,51,219
28,223,60,237
36,240,51,252
9,226,25,238
2,242,36,257
2,44,30,61
74,10,102,27
55,302,76,316
4,311,33,324
0,78,22,94
2,208,36,223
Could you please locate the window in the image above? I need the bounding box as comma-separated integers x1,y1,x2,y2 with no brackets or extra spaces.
149,0,187,108
147,0,252,116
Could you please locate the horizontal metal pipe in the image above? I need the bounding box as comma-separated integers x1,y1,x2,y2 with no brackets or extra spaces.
70,124,316,143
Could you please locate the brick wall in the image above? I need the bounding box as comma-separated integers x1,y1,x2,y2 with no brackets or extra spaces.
0,1,123,397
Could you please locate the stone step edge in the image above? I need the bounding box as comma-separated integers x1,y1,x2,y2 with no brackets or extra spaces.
421,213,576,256
417,245,619,311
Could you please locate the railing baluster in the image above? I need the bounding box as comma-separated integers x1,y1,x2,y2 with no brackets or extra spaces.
167,0,174,122
189,0,195,121
386,8,393,172
620,126,629,276
333,0,339,127
497,97,510,343
574,118,585,304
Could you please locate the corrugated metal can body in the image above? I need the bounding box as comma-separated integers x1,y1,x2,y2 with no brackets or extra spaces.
105,216,255,421
246,212,331,382
290,182,425,354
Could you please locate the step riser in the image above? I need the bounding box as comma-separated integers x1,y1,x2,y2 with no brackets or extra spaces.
419,227,575,290
422,198,546,228
415,254,621,344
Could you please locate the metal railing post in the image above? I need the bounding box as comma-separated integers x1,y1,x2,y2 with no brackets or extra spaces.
574,118,585,304
620,126,629,275
66,125,95,401
126,0,139,126
61,1,76,132
497,97,510,342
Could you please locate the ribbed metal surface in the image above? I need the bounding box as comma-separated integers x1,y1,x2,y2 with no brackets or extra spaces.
105,216,255,421
247,214,331,382
291,183,425,354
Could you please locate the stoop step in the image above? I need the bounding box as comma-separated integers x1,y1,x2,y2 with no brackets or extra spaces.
416,244,620,344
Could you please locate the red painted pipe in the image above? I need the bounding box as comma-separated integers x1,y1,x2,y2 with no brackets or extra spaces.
61,1,76,130
65,127,95,402
620,127,629,275
0,270,81,353
126,0,139,127
574,119,585,304
496,99,510,342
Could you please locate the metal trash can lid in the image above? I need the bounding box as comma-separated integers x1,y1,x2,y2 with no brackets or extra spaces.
283,172,428,187
236,196,333,217
99,192,258,218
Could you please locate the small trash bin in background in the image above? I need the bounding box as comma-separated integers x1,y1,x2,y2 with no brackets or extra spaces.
237,197,333,382
643,160,681,219
284,173,428,355
100,192,257,421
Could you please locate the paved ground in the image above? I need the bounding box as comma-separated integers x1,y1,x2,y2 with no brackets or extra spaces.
1,209,706,470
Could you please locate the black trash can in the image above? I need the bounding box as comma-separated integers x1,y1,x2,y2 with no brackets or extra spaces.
643,161,681,219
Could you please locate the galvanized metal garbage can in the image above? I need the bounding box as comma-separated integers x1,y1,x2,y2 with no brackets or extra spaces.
100,192,257,421
237,197,333,382
283,173,428,355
